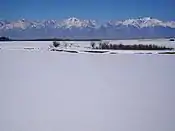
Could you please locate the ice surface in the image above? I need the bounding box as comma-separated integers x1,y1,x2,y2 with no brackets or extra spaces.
0,48,175,131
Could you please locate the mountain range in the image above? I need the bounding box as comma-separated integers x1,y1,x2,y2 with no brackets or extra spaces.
0,17,175,39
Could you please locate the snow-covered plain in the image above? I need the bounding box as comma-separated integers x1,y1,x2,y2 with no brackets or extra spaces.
0,39,175,131
0,39,175,54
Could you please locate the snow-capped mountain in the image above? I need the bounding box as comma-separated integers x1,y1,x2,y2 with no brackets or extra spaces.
105,17,175,28
59,17,97,29
0,17,175,39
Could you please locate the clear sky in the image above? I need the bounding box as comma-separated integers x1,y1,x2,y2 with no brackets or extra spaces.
1,0,175,21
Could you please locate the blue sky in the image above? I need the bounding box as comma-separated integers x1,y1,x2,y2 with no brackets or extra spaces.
1,0,175,21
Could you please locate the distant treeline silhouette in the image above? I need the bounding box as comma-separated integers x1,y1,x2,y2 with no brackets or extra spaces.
0,37,11,41
0,37,101,41
92,42,173,50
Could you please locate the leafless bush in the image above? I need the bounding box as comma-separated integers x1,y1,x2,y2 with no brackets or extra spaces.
91,42,96,49
53,41,60,48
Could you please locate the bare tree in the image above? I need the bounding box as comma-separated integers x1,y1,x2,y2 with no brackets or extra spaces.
91,42,96,49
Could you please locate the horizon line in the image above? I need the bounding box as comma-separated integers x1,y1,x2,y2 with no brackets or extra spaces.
1,16,174,22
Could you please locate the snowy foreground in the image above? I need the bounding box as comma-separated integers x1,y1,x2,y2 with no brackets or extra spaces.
0,39,175,131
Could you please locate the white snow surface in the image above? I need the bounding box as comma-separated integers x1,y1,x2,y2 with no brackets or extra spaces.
0,48,175,131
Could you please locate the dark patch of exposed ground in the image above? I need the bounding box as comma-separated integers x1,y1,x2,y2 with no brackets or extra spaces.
84,50,109,53
158,52,175,54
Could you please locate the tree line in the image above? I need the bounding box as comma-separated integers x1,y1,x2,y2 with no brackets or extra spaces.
91,42,173,50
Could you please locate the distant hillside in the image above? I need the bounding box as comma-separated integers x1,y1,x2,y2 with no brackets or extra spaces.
0,37,101,41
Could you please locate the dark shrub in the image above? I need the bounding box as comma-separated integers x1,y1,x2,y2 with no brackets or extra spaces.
169,38,175,41
53,41,60,47
0,37,10,41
